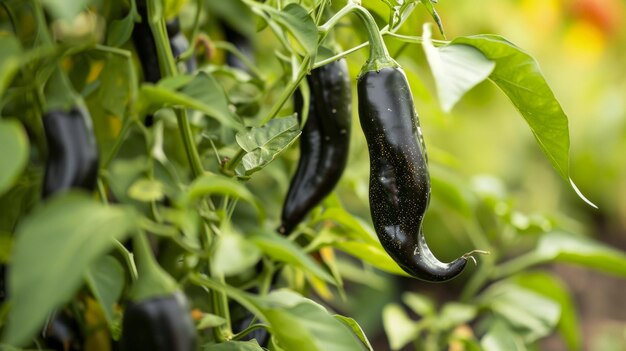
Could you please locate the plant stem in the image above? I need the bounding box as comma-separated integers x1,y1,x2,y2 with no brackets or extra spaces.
178,0,203,61
260,55,311,125
231,324,269,341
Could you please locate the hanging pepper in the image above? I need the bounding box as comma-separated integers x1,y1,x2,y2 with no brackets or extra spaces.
120,234,196,351
278,58,352,235
42,107,99,198
353,7,475,282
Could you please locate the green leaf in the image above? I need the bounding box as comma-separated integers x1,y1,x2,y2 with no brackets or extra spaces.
178,174,264,219
212,230,262,277
402,292,435,317
480,282,560,343
481,319,528,351
0,36,22,99
106,2,138,48
266,4,318,57
249,230,334,284
203,340,264,351
315,208,379,246
257,290,367,351
235,116,301,176
178,72,237,126
452,35,595,207
513,272,581,351
334,241,407,276
333,315,374,351
382,303,419,350
41,0,90,21
128,178,165,202
0,120,29,196
420,0,444,36
3,192,137,346
197,313,227,329
97,54,133,117
204,0,255,37
136,82,241,130
0,232,13,263
536,233,626,273
422,24,495,112
437,302,477,330
85,255,125,327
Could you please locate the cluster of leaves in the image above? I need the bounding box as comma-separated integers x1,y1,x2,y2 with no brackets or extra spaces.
0,0,622,350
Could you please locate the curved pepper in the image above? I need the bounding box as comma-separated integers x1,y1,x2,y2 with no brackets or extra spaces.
42,107,99,198
278,59,352,235
120,292,196,351
357,67,468,282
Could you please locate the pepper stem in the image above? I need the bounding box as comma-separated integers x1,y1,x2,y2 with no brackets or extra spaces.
351,6,398,75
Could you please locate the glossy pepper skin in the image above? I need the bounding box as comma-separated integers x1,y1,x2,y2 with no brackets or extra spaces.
120,292,196,351
42,107,99,198
278,59,352,235
357,67,467,282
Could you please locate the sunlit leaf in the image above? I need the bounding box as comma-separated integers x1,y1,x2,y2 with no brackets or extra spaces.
235,115,301,176
382,303,419,350
250,230,334,284
422,24,495,112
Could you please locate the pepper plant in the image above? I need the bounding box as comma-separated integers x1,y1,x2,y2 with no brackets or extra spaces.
0,0,623,350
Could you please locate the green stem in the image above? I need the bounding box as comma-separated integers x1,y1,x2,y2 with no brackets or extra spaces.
351,6,396,73
491,254,544,280
212,41,263,79
385,32,449,46
313,41,369,68
102,118,133,169
231,324,269,341
260,55,311,125
146,0,204,177
114,240,139,282
178,0,203,61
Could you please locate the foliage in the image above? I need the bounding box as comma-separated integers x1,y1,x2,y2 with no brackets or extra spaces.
0,0,622,350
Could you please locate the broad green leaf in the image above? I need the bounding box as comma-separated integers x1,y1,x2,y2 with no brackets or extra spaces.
334,315,374,351
236,116,298,152
402,292,435,317
179,72,237,125
257,290,367,351
3,192,137,346
136,83,241,130
315,208,379,246
178,174,264,219
97,54,133,117
437,302,477,330
422,24,495,112
334,241,407,276
203,340,264,351
249,230,334,284
382,303,419,350
0,232,13,263
106,13,135,47
85,255,125,326
513,272,581,351
265,4,318,57
128,178,165,202
212,231,262,277
501,232,626,277
190,277,367,351
452,35,595,207
235,116,301,176
481,319,528,351
480,282,560,343
41,0,90,21
0,120,29,196
204,0,255,37
197,313,227,329
0,36,21,98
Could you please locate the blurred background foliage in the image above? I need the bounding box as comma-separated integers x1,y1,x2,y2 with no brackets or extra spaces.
1,0,625,349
